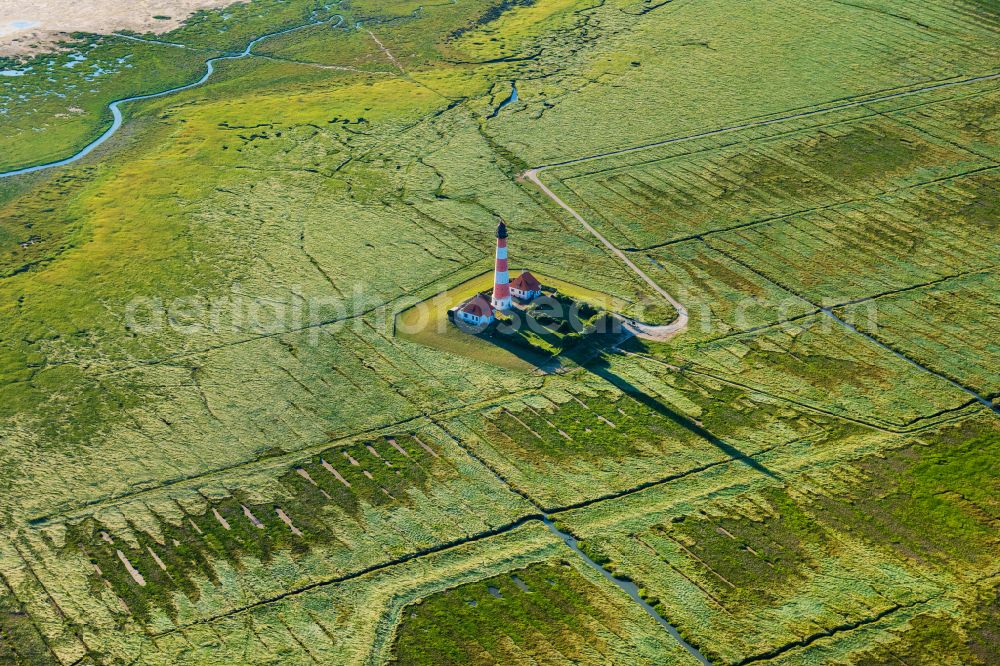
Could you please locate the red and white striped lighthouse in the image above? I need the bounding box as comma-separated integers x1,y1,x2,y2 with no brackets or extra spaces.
491,221,512,311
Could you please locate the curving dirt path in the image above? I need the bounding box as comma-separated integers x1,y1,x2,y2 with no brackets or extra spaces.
523,168,689,342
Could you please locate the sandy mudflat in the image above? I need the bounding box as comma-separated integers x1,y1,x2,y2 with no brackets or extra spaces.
0,0,242,56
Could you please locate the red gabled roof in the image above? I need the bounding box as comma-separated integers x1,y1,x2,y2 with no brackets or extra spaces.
458,294,494,317
510,271,541,292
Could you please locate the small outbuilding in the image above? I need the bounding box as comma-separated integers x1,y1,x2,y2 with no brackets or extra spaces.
510,271,542,302
454,294,495,326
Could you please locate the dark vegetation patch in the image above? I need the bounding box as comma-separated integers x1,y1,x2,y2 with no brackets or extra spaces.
963,0,1000,20
647,486,828,605
482,391,703,463
791,124,923,185
961,177,1000,229
747,345,874,391
810,429,1000,569
853,591,1000,665
0,171,92,278
389,560,628,665
694,382,808,437
0,577,55,665
62,434,452,624
449,0,537,40
620,358,839,445
564,419,1000,665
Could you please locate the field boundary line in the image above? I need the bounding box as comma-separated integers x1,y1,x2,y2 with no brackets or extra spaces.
44,410,979,648
694,264,998,348
829,266,999,309
24,412,433,526
820,307,1000,416
98,256,488,377
865,100,1000,163
439,404,787,514
2,543,78,664
688,364,984,431
24,383,549,527
146,515,546,638
433,419,546,511
705,242,1000,417
554,81,997,186
618,349,985,433
531,72,1000,173
624,164,1000,252
545,443,780,515
540,516,713,665
733,596,937,665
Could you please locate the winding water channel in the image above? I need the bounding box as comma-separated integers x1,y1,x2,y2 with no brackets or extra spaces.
542,516,712,664
0,11,345,179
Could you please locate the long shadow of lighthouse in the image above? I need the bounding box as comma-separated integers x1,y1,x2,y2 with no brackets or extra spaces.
476,222,779,480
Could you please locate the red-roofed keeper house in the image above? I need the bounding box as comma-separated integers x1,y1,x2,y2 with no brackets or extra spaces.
510,271,542,302
454,294,495,326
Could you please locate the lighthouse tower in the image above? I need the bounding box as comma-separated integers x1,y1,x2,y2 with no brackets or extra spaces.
491,221,512,311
